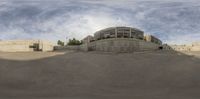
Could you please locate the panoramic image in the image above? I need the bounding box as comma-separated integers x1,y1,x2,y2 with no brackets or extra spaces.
0,0,200,99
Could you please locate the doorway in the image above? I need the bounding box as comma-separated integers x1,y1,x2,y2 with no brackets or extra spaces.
29,43,40,51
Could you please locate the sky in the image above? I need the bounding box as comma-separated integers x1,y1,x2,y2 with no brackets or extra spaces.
0,0,200,44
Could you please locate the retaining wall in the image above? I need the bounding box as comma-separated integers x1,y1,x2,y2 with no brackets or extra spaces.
87,38,160,52
65,38,160,52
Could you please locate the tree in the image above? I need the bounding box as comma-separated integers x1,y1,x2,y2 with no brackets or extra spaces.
67,38,82,45
57,40,65,46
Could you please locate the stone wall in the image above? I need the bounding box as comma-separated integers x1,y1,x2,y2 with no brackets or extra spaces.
64,38,160,53
65,45,80,50
84,38,160,53
138,40,160,51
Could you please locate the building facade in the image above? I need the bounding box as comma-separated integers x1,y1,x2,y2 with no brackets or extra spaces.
76,26,163,52
144,35,162,45
82,35,95,44
94,27,144,40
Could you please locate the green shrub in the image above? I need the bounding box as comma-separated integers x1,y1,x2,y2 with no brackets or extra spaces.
67,38,82,45
57,40,65,46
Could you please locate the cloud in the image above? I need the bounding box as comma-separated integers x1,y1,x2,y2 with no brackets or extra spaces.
0,0,199,44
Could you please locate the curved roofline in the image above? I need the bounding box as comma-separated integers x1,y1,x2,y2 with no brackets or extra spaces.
94,26,143,35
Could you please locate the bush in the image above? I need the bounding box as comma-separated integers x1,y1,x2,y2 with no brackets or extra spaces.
57,40,65,46
67,38,82,45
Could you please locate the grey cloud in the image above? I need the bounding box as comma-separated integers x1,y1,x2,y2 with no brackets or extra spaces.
0,0,199,44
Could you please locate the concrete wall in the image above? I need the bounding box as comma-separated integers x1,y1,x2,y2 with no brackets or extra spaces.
0,40,33,52
84,38,160,53
144,35,162,45
138,40,160,51
191,42,200,51
91,38,138,52
80,44,89,51
82,35,94,44
191,46,200,51
65,46,80,50
65,44,89,52
54,46,66,50
61,38,160,53
40,41,54,52
0,40,54,52
165,42,200,52
0,43,32,52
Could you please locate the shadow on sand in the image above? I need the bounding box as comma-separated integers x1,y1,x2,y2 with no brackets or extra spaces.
0,50,200,99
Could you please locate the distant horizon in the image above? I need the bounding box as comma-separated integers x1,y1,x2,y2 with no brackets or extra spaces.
0,0,199,44
0,36,199,45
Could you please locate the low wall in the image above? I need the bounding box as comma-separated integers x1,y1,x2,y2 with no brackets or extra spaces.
65,46,80,50
191,46,200,51
167,43,200,52
54,46,66,50
0,40,54,52
0,41,33,52
0,44,32,52
138,40,160,51
80,44,89,51
65,45,88,51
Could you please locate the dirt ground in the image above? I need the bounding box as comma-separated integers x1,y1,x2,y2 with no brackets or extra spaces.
0,50,200,99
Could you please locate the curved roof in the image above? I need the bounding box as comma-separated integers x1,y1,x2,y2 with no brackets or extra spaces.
94,26,143,35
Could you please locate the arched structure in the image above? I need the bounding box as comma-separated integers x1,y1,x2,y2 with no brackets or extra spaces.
94,27,144,40
78,26,163,52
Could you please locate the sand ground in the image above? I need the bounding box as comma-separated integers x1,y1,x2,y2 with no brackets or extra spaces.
0,50,200,99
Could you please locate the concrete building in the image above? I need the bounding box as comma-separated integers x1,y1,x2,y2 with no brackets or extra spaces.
82,35,95,44
0,40,54,52
94,27,144,40
144,35,162,45
67,26,162,53
162,44,173,50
